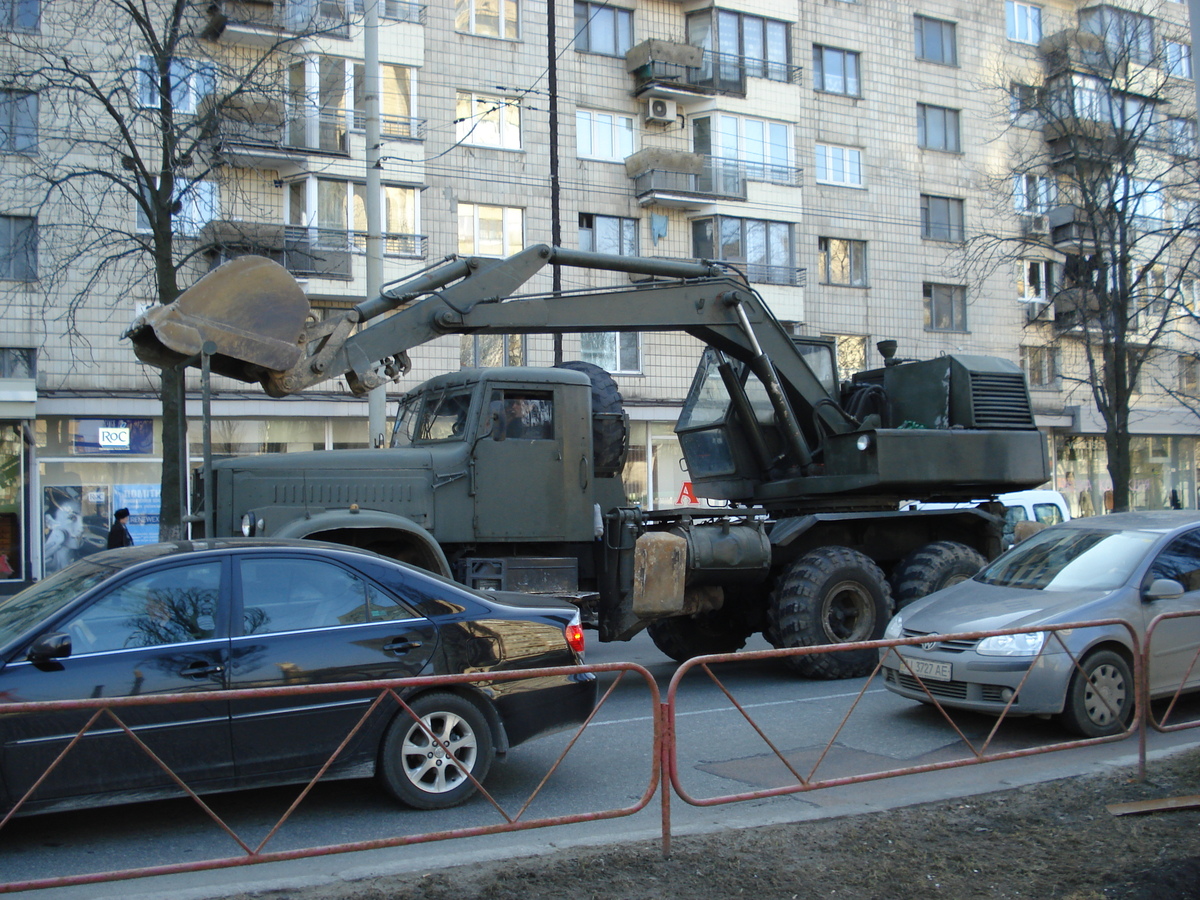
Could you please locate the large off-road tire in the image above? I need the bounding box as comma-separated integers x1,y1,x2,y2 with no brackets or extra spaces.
768,547,893,680
556,360,627,477
891,541,987,609
647,609,752,662
1060,649,1135,738
377,692,495,810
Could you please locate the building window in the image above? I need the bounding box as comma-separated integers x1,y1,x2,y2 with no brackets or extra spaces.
915,15,956,65
353,64,416,139
288,179,420,256
920,194,964,241
1014,174,1054,214
576,109,635,161
1010,82,1040,126
1006,2,1042,44
1119,178,1164,225
582,333,640,373
574,2,632,57
461,334,524,367
692,216,796,285
579,214,636,255
1179,355,1199,393
917,103,960,152
812,45,860,96
1018,259,1054,301
459,203,523,257
818,238,867,287
0,215,36,280
456,92,521,150
692,113,792,182
924,282,966,332
137,180,217,236
1021,346,1058,389
0,89,35,153
1166,42,1193,79
814,144,862,187
687,9,791,82
0,347,34,378
1079,6,1153,65
456,0,518,39
1,0,38,31
137,55,215,114
1164,117,1197,155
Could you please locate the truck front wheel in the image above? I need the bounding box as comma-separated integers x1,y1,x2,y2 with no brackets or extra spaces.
890,541,987,609
647,610,751,662
768,547,893,679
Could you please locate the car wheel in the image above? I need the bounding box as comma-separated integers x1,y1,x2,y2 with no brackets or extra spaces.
890,541,987,609
378,692,495,809
1060,650,1135,738
768,547,893,680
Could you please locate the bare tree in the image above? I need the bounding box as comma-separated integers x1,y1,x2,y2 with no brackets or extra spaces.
0,0,348,537
969,1,1200,512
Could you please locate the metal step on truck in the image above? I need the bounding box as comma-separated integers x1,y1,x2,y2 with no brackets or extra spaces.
128,245,1050,678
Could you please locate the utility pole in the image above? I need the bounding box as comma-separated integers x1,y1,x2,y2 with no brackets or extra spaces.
548,0,563,365
365,0,386,446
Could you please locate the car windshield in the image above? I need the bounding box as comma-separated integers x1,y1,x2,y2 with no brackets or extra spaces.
975,527,1159,592
0,559,119,648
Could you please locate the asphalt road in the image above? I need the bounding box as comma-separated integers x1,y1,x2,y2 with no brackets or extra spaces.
3,631,1199,899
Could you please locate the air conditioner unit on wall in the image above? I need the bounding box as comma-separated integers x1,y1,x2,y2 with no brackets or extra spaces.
1024,214,1050,236
1024,298,1054,323
645,98,678,124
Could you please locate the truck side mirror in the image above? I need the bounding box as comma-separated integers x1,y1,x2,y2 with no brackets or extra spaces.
490,412,506,442
28,632,72,663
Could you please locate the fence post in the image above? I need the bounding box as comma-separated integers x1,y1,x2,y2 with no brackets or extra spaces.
660,699,672,858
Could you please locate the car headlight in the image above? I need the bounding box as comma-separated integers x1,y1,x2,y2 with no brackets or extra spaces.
883,613,904,641
977,631,1046,657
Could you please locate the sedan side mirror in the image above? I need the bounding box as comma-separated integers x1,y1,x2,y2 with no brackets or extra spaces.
28,632,72,663
1144,578,1185,601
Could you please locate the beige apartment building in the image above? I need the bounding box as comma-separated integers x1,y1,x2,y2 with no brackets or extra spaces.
1,0,1197,589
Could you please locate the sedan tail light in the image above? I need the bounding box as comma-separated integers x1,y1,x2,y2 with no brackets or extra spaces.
565,619,585,655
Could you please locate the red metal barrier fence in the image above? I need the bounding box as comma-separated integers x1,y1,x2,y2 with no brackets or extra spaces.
3,617,1200,889
1143,609,1200,739
0,662,661,894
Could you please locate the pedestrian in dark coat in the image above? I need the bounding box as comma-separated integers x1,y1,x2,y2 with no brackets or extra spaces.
107,508,134,549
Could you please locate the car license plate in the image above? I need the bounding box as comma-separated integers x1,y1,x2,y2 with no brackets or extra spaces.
900,656,952,682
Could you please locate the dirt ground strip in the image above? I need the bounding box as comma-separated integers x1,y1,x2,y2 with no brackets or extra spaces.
220,748,1200,900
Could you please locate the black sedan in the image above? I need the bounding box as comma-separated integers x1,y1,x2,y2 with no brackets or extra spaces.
0,540,596,815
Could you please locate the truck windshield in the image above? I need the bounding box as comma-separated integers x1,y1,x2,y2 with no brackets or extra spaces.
390,393,421,447
413,389,475,443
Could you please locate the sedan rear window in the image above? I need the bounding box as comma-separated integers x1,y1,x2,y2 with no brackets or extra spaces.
976,528,1159,592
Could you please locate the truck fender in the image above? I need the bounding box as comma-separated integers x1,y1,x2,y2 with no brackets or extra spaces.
271,510,453,579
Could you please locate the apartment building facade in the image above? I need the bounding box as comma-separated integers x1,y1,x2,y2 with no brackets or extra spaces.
1,0,1197,589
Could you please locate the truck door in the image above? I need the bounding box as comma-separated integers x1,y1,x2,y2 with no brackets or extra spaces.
473,386,591,541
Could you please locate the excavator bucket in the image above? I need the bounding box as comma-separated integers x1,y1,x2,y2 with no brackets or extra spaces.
127,255,311,384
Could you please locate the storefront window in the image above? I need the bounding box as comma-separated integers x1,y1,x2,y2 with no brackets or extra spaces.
0,425,26,581
1056,434,1199,515
192,418,327,456
622,421,723,509
38,418,162,575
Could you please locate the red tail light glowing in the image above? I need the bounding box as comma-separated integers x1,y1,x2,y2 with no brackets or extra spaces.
565,622,585,654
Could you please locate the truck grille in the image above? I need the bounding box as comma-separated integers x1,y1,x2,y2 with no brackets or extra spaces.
969,372,1035,428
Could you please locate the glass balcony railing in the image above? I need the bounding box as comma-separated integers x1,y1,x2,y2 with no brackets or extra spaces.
632,157,801,203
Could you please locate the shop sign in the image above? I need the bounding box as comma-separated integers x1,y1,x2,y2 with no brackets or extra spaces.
72,419,153,455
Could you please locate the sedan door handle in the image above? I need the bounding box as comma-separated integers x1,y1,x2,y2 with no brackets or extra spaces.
383,639,423,653
180,662,224,678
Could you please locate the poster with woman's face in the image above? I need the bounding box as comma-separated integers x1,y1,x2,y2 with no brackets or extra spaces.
43,486,108,574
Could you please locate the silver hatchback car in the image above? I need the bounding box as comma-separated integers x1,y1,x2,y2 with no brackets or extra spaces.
879,511,1200,736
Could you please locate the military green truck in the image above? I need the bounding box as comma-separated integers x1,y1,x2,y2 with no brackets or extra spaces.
128,246,1049,678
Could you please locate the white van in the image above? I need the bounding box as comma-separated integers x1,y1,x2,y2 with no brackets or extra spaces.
996,490,1071,547
903,490,1071,548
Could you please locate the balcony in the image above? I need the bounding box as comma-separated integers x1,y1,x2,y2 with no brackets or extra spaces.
1048,205,1099,251
628,152,800,208
202,220,428,280
626,39,801,101
202,0,352,44
210,101,427,168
